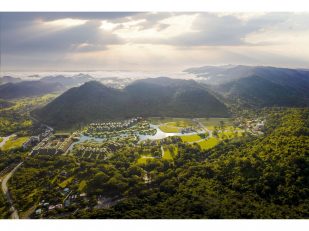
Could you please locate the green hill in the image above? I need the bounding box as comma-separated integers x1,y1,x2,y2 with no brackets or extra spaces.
0,81,65,100
33,78,230,129
212,75,309,108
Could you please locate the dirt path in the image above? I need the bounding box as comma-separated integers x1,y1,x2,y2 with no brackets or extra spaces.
1,162,23,219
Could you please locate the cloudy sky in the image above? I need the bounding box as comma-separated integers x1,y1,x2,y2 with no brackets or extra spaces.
1,12,309,71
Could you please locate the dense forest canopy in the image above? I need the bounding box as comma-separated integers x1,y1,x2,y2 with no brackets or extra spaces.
69,108,308,218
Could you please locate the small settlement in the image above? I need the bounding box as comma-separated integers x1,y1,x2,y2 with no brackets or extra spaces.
31,134,77,155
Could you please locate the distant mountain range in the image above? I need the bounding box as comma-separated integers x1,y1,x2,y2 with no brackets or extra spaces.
0,73,94,99
40,73,94,88
185,65,309,107
184,65,309,85
33,77,230,129
0,81,65,100
0,76,22,85
3,65,309,129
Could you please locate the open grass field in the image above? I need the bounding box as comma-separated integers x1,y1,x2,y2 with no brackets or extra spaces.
78,180,87,191
152,117,198,133
197,137,220,150
1,136,29,151
149,117,189,125
159,119,196,133
166,120,195,128
0,137,3,143
198,118,233,130
150,117,196,126
181,134,202,143
218,130,242,139
59,176,74,188
137,156,155,164
216,126,244,140
159,125,180,133
163,145,178,160
163,149,172,160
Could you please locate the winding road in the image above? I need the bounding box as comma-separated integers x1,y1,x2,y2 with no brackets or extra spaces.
1,162,23,219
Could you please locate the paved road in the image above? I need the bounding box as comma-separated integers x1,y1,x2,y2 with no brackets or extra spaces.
1,162,23,219
0,134,16,149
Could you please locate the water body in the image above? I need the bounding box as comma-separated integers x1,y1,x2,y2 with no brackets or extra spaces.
67,135,105,151
138,124,191,141
67,124,202,152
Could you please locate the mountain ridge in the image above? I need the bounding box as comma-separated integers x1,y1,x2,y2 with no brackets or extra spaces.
33,78,230,129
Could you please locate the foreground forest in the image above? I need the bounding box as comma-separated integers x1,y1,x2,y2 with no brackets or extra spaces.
68,108,309,218
2,108,308,218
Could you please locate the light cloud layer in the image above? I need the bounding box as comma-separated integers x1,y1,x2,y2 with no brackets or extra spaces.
1,12,309,71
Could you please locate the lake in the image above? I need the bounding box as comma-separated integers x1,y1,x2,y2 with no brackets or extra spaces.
67,124,201,152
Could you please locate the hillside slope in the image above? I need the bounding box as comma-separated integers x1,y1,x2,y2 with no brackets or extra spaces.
212,75,309,107
33,78,230,129
185,65,309,107
0,81,65,99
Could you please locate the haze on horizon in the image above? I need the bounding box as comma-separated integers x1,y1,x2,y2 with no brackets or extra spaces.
1,12,309,72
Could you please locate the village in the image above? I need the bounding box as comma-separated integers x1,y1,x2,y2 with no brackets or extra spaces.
70,135,139,160
84,117,157,138
20,116,266,160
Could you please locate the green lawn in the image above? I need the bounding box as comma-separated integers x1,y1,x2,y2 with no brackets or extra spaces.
149,117,191,124
59,176,74,188
137,156,155,164
197,137,220,150
159,125,180,133
218,130,235,139
217,127,244,140
78,180,87,191
198,118,232,130
162,145,178,160
181,134,202,143
166,120,194,128
0,137,3,143
1,136,29,151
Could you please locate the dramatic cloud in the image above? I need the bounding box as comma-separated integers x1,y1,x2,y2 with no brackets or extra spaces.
1,12,309,71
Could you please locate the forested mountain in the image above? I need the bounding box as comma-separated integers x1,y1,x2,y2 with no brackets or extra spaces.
185,65,309,108
33,78,230,129
211,75,309,108
184,65,309,85
0,81,65,99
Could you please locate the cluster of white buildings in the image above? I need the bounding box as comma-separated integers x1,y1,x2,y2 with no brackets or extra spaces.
88,117,142,132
